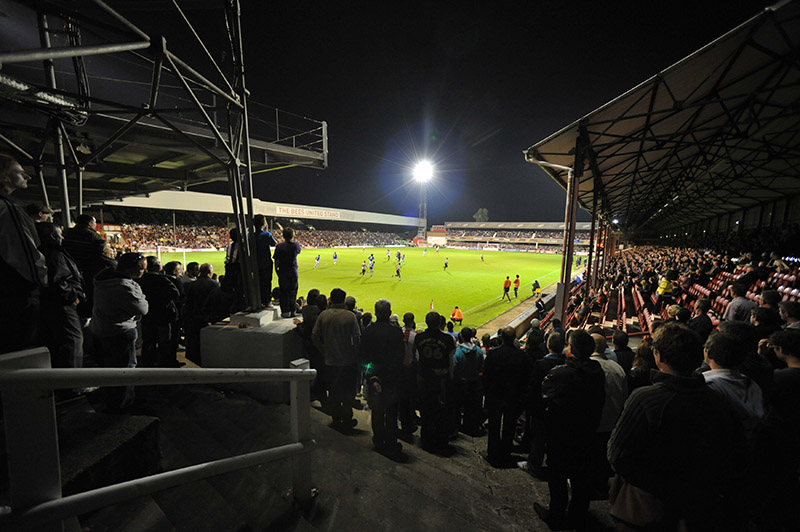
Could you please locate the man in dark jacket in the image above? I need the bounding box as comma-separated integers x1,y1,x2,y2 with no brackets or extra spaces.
413,311,456,455
518,332,566,478
483,326,531,467
1,153,47,353
252,214,277,308
535,329,605,530
183,263,217,365
273,227,302,318
62,213,114,320
688,297,714,343
36,222,84,368
137,256,181,367
359,298,406,462
608,322,747,531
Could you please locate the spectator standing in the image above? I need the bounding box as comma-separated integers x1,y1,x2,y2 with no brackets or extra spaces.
612,330,635,374
252,214,277,308
137,257,181,367
313,288,361,431
702,332,764,440
273,227,302,318
687,297,714,342
723,283,757,322
453,327,484,436
90,253,148,411
62,213,113,320
518,332,566,479
25,202,52,222
482,326,530,467
181,262,199,285
0,154,48,353
524,318,546,361
607,322,747,531
36,222,84,369
295,289,324,404
183,263,217,365
359,299,406,462
398,312,419,442
413,311,456,455
163,261,185,357
535,330,605,530
590,333,627,496
223,227,242,294
752,329,800,531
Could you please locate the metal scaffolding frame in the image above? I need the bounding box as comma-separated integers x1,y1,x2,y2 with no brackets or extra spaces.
0,0,328,311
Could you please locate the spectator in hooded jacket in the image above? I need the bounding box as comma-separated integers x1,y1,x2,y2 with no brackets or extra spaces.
453,326,485,436
36,222,84,369
90,252,148,411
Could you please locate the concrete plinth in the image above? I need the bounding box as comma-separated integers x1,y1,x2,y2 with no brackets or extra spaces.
229,308,279,328
200,317,304,403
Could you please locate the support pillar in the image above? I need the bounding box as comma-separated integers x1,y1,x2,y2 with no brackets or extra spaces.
586,188,598,290
39,14,71,227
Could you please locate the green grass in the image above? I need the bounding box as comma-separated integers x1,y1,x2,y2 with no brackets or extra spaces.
159,247,567,328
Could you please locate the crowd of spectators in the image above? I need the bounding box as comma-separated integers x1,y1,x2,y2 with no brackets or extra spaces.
117,224,409,251
447,229,590,241
4,145,798,532
122,224,229,250
293,229,407,248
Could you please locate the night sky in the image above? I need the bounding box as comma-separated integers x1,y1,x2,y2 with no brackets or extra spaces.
200,1,769,225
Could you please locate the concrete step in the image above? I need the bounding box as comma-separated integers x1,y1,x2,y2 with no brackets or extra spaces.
59,410,161,497
154,385,299,530
81,495,174,532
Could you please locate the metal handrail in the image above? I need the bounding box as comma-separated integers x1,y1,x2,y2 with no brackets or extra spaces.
0,349,316,531
0,367,315,389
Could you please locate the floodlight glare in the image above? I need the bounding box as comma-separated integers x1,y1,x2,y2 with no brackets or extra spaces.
413,161,434,182
612,218,619,224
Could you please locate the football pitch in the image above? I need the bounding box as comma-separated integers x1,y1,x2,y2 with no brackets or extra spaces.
160,247,569,328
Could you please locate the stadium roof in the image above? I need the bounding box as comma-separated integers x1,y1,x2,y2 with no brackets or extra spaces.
0,1,326,211
524,0,800,235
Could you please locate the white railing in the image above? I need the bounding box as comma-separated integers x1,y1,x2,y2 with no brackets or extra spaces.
0,348,317,532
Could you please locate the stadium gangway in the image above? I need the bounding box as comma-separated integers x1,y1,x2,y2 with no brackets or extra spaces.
617,286,627,333
0,348,317,531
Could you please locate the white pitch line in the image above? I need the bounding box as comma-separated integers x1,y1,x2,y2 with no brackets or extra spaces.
461,267,563,315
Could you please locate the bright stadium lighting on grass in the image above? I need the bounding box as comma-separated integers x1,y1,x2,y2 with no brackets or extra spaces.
413,160,434,182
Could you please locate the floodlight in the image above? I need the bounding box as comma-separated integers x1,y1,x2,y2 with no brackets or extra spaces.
612,218,619,224
413,161,434,182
